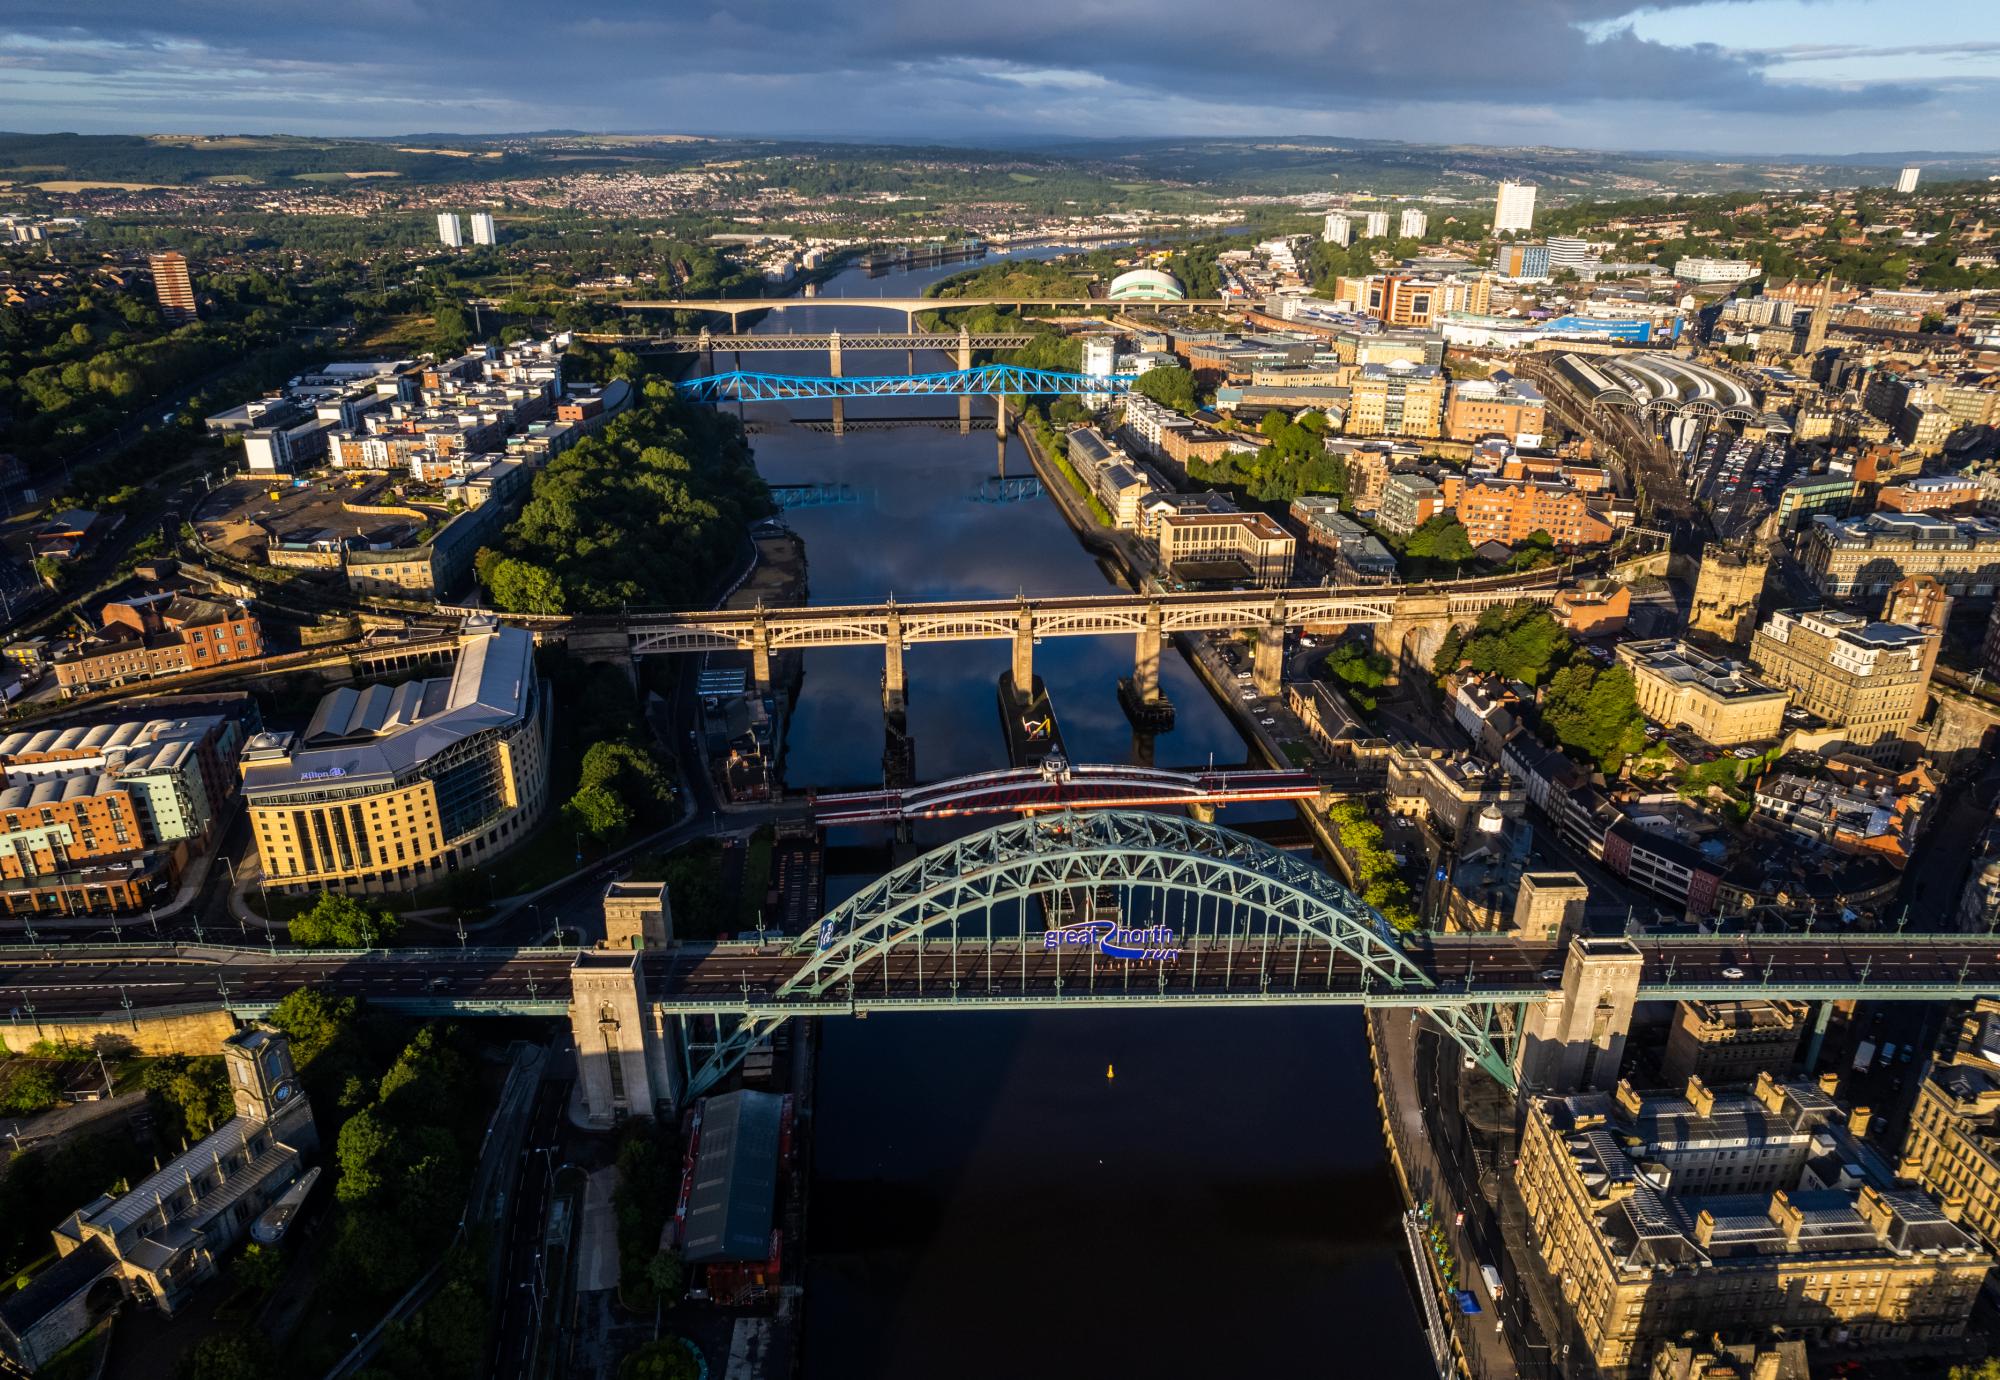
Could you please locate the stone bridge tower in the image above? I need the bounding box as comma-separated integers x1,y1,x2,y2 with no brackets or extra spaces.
570,951,681,1126
1514,936,1644,1094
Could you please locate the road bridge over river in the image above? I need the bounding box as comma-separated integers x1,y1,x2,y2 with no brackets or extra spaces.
5,813,1995,1111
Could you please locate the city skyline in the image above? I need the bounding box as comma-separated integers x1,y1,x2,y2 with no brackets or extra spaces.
0,0,1997,155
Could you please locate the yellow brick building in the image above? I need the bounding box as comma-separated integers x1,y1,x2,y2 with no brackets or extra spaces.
241,621,551,894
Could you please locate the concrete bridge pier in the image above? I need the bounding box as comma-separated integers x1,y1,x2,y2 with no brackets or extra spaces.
1252,596,1288,697
828,329,844,437
958,328,975,434
750,613,772,695
883,602,906,714
995,398,1009,441
1013,605,1035,690
1133,603,1163,702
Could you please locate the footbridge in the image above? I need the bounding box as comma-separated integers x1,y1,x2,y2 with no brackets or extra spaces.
809,761,1325,826
7,813,1999,1116
678,364,1133,404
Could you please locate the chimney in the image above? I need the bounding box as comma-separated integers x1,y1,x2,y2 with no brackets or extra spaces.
1768,1189,1805,1245
1615,1078,1644,1117
1857,1183,1896,1238
1817,1071,1840,1096
1752,1070,1785,1114
1692,1208,1719,1249
1686,1075,1716,1118
1849,1105,1872,1139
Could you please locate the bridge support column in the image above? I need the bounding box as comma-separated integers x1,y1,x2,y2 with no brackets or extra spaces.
958,328,973,434
750,613,772,695
570,951,681,1126
1804,1000,1834,1072
828,329,844,437
883,602,905,714
1513,936,1644,1094
995,398,1008,441
1013,604,1035,691
1253,597,1287,698
1187,801,1216,825
1133,603,1163,703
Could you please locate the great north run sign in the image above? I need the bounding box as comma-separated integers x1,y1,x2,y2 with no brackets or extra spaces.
1043,919,1179,961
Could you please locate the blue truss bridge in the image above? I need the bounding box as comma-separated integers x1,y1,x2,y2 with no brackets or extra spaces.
678,363,1135,402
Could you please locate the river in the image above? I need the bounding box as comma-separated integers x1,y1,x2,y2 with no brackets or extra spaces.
716,251,1429,1377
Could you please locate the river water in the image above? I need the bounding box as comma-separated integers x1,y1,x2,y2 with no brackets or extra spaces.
722,254,1428,1377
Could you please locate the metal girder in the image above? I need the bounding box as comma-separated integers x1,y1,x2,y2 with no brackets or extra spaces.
677,364,1135,402
1425,1002,1519,1092
683,811,1427,1097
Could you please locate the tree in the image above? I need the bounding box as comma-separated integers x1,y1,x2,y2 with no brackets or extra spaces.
266,987,357,1068
177,1335,275,1380
0,1066,59,1116
1431,625,1466,682
566,782,633,841
141,1055,233,1140
1403,515,1474,565
1319,642,1391,712
231,1242,284,1294
1543,663,1647,773
645,1250,683,1299
620,1339,701,1380
1460,602,1568,686
482,555,564,615
1131,365,1195,413
1949,1363,2000,1380
288,891,399,948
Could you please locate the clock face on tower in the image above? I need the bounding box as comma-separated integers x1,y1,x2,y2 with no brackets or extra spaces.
272,1078,299,1105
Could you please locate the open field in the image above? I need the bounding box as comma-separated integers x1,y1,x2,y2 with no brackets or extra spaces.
31,180,176,192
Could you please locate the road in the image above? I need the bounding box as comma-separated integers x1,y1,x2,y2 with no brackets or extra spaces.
8,933,2000,1021
493,1065,575,1380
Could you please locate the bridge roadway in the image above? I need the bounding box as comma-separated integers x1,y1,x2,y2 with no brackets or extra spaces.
6,934,1999,1021
621,569,1564,657
809,764,1325,826
575,332,1037,353
616,297,1234,329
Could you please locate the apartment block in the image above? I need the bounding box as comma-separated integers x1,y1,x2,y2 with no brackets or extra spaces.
53,595,264,696
1518,1076,1990,1378
1345,362,1446,438
1798,511,2000,604
1899,1001,2000,1254
1446,376,1548,445
1748,609,1939,754
1438,474,1613,549
1661,1000,1809,1088
1155,512,1294,587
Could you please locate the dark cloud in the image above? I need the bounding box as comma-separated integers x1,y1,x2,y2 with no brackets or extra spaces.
0,0,1982,150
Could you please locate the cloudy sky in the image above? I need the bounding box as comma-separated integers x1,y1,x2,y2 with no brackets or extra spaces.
0,0,1994,155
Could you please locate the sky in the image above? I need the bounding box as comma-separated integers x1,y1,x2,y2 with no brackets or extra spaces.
0,0,1995,156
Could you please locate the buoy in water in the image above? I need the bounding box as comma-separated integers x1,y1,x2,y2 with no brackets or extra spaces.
1106,1063,1115,1080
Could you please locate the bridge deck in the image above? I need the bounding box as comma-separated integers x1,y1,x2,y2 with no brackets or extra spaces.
5,934,1997,1021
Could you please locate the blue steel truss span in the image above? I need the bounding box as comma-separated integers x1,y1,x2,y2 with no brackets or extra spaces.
678,363,1136,402
684,811,1435,1095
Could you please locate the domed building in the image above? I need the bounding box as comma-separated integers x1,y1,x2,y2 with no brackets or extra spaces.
1106,268,1185,302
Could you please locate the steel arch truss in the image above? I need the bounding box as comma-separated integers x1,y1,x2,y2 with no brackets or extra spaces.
678,363,1135,402
1426,1002,1521,1092
683,811,1431,1096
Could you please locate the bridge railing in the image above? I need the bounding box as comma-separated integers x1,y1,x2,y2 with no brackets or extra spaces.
0,940,583,962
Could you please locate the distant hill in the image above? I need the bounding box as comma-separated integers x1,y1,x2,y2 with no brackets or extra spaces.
4,130,1996,202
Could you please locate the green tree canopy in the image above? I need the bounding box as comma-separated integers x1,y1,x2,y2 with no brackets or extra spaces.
1132,365,1195,412
1542,663,1647,774
1460,602,1568,687
1319,642,1391,712
289,892,400,948
1404,514,1475,565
